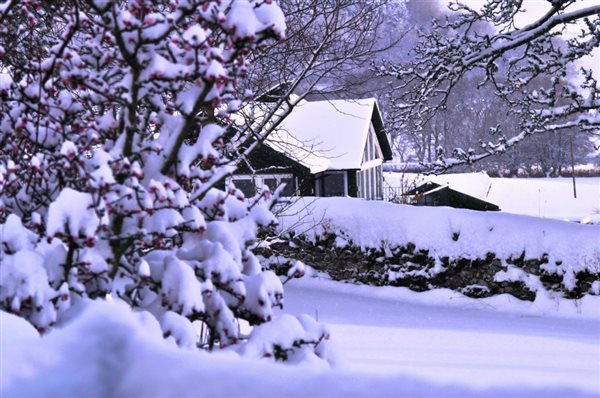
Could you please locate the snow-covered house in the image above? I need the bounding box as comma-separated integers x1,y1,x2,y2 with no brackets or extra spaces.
403,172,500,211
231,98,393,199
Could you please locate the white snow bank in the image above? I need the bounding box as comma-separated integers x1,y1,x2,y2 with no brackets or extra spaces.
1,302,593,398
0,312,40,387
278,197,600,286
282,277,600,394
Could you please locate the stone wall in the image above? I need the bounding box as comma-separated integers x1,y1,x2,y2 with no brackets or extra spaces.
257,232,600,301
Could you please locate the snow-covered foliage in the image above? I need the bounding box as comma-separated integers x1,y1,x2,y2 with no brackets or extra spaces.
0,0,329,364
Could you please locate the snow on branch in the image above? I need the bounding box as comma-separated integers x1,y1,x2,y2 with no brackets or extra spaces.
379,0,600,172
0,0,332,366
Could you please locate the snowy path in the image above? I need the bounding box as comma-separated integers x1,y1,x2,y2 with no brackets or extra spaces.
281,278,600,394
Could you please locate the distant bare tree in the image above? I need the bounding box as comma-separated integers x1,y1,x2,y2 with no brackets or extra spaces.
380,0,600,172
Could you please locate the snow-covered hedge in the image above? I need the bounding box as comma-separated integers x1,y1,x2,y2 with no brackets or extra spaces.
0,300,336,397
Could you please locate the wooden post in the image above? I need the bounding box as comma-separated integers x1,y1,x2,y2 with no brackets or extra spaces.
570,134,577,199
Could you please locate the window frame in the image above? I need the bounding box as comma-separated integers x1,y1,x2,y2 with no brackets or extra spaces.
228,173,297,197
315,171,348,197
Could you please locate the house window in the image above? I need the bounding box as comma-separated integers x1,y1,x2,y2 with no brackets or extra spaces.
233,178,257,198
316,172,346,197
358,170,363,197
358,169,368,199
280,176,296,196
356,164,384,200
229,174,296,198
369,167,375,199
376,165,382,199
324,173,345,196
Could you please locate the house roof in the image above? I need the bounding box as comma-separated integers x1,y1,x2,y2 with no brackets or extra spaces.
263,98,392,174
403,181,442,196
428,172,492,201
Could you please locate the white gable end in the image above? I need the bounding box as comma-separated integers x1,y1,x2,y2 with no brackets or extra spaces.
361,123,384,170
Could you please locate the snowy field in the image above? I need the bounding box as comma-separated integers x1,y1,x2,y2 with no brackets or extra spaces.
384,173,600,221
274,195,600,396
488,177,600,220
2,276,598,398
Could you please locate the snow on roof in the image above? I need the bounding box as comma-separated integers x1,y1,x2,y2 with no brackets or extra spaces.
265,98,379,173
425,172,492,201
264,128,331,174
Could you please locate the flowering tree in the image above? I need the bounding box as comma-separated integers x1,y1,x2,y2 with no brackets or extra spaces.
0,0,330,363
380,0,600,171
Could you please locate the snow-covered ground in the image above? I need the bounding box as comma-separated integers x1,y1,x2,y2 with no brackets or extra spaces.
274,195,599,396
383,173,600,221
283,276,600,395
2,276,598,398
488,177,600,220
3,182,599,398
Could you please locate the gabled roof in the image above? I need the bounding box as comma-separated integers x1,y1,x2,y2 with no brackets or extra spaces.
264,98,392,174
422,185,500,211
403,181,442,196
402,172,500,211
405,172,493,201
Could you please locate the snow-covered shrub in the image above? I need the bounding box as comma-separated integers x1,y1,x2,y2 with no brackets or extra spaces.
237,313,334,367
0,0,329,364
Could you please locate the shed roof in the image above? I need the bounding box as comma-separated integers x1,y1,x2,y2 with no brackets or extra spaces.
405,172,492,201
421,185,500,211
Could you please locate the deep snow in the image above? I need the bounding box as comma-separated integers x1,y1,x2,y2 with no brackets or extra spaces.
276,196,600,294
2,277,598,398
282,276,600,394
2,181,599,397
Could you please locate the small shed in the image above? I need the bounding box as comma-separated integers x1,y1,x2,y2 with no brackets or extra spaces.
403,172,500,211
